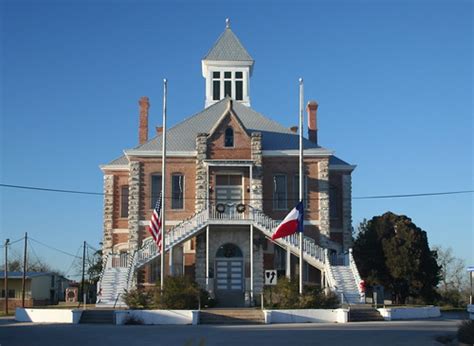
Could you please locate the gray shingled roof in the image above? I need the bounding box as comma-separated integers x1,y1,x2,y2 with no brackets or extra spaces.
203,28,253,61
129,97,321,154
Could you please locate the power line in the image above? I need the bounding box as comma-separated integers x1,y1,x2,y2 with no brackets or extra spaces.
29,237,82,259
1,182,473,200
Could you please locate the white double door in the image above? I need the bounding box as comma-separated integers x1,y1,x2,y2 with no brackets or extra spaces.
215,259,243,291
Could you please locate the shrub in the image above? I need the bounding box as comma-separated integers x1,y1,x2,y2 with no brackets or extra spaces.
263,277,339,309
123,314,144,325
122,288,154,309
458,320,474,344
155,276,201,309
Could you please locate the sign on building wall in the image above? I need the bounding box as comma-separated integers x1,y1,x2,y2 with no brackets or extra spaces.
265,270,277,285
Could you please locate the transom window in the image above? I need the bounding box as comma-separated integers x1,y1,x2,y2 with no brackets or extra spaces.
224,127,234,147
273,175,287,210
216,243,243,258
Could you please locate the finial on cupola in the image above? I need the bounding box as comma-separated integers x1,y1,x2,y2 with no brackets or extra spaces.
226,18,230,29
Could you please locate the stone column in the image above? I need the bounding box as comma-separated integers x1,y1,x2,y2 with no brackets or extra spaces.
318,159,330,247
103,174,114,255
128,161,141,252
195,233,206,290
342,174,353,250
195,133,208,212
251,132,263,210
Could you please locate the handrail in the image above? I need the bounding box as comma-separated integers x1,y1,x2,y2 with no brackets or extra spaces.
324,249,337,290
349,248,363,294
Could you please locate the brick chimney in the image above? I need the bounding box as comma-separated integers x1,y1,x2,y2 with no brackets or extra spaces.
307,100,318,145
138,96,149,145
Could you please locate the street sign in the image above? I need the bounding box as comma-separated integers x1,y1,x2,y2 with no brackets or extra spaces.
265,270,277,285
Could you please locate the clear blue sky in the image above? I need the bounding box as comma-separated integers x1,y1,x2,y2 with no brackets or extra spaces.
1,0,472,278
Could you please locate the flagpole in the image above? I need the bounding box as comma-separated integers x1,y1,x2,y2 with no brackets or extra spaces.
298,77,304,295
161,78,167,292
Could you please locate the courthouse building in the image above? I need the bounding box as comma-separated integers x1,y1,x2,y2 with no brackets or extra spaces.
98,21,360,307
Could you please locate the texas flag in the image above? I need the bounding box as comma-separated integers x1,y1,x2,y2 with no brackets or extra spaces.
271,201,304,240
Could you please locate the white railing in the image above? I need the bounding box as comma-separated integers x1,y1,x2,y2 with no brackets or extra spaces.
324,249,338,291
349,248,363,294
209,203,252,221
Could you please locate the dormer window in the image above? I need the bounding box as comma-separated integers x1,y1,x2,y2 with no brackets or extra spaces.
224,127,234,147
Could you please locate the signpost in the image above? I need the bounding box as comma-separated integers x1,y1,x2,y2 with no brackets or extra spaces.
265,270,277,286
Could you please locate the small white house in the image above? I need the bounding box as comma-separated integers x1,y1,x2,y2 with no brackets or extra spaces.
0,271,70,309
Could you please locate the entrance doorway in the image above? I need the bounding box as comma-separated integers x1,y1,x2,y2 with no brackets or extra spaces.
215,243,244,307
215,174,242,216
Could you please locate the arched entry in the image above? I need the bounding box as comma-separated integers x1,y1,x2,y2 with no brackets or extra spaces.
215,243,244,307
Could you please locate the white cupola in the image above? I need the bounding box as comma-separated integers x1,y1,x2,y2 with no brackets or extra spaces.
202,19,254,108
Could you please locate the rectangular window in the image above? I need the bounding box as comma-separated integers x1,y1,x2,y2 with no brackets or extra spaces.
224,80,231,97
213,80,220,100
151,174,162,208
213,71,220,78
120,186,129,218
273,175,287,210
171,174,184,209
293,175,308,207
330,187,340,219
235,71,243,79
235,81,243,100
224,71,232,78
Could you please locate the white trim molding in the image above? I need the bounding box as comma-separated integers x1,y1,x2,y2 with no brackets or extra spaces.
329,164,357,172
262,149,334,157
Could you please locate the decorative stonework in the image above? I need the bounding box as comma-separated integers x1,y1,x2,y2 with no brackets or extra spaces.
342,174,353,250
251,132,263,210
128,161,141,252
103,174,114,255
195,133,208,212
318,159,330,247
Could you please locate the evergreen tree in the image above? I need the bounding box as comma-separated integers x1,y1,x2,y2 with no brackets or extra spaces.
353,212,441,304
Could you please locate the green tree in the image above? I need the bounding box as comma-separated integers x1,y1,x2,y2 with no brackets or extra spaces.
353,212,441,304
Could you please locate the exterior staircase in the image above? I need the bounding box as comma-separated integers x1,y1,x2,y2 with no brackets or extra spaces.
330,265,361,305
97,206,364,308
199,308,264,324
79,310,115,324
96,255,129,307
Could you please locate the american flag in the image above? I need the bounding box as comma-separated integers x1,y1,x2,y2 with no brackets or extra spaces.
148,192,162,252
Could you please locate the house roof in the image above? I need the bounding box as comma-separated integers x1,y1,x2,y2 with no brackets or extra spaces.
103,98,354,170
0,271,53,279
203,27,253,62
126,97,324,153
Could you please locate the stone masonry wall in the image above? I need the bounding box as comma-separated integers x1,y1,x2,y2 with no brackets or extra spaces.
195,133,208,212
342,174,353,250
103,174,114,255
128,161,141,252
318,158,330,247
251,132,263,210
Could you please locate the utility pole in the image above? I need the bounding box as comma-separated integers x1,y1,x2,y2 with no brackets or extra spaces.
22,233,28,308
81,241,86,308
4,239,10,315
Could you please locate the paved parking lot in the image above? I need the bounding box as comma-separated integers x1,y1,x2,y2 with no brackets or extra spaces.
0,316,464,346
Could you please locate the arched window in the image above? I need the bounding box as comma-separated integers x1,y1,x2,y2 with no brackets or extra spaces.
224,127,234,147
216,243,243,258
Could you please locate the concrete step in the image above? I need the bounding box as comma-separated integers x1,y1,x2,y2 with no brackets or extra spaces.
349,306,384,322
80,310,115,324
200,309,264,325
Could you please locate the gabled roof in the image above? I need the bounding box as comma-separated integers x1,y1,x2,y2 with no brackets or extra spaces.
124,97,327,156
203,27,253,62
